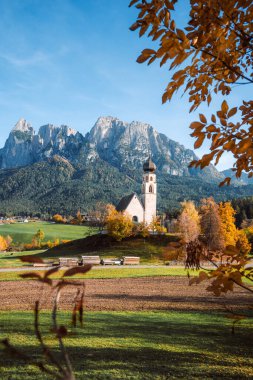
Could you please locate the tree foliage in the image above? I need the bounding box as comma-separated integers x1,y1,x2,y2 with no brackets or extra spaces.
149,216,167,234
32,229,45,248
130,0,253,181
178,200,200,243
218,202,238,246
236,229,251,255
106,206,134,241
0,235,9,251
53,214,65,224
200,197,225,252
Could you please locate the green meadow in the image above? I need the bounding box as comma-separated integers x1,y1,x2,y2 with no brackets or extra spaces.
0,310,252,379
0,266,197,281
0,222,96,244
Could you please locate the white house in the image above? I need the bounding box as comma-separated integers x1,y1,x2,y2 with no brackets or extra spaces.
116,157,157,224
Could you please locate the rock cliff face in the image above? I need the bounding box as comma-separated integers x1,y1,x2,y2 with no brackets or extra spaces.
0,119,35,169
0,116,224,182
0,119,85,168
87,116,223,181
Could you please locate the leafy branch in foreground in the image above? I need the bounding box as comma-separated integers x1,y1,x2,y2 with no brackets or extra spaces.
129,0,253,182
1,257,92,380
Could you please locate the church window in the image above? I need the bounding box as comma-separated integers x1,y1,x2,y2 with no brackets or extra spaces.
132,215,138,223
149,185,153,193
146,176,149,182
150,176,153,181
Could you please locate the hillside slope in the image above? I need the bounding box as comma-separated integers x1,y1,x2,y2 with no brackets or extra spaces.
0,154,252,215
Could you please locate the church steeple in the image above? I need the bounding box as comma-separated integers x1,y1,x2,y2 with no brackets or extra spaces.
143,156,156,173
141,156,157,224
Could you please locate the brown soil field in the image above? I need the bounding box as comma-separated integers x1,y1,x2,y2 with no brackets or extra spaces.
0,276,251,312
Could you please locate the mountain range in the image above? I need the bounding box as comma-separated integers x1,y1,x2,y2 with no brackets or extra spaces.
0,117,252,216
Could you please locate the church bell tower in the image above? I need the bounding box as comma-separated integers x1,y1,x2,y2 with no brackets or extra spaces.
141,157,157,224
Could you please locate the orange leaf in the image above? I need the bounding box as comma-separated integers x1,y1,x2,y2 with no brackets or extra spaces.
199,114,207,123
194,134,205,149
228,107,237,118
237,139,252,153
189,121,204,130
221,100,228,114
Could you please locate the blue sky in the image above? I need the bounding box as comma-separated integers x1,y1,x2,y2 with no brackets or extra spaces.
0,0,249,170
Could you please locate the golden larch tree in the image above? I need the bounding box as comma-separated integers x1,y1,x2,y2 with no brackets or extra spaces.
218,202,238,246
178,201,200,243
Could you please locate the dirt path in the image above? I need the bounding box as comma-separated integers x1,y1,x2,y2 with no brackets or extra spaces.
0,276,251,312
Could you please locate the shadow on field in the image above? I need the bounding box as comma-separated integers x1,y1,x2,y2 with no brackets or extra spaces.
0,311,253,379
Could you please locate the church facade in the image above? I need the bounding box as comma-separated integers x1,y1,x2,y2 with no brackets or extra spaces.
116,157,157,224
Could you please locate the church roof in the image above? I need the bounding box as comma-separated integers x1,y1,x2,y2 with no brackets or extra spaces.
116,192,143,212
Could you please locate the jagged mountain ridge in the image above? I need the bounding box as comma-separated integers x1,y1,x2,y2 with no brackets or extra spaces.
0,118,85,169
0,116,223,182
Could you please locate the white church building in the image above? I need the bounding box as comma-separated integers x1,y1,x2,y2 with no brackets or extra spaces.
116,157,157,224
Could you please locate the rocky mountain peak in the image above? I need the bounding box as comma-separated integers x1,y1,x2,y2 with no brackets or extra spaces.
95,116,120,127
0,116,225,183
12,118,34,135
60,125,77,137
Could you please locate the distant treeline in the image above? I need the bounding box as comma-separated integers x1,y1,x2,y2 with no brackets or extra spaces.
232,197,253,227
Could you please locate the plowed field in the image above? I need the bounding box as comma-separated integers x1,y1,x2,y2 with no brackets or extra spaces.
0,276,251,311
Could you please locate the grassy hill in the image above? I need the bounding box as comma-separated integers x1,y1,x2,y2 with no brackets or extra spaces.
41,233,181,264
0,222,97,244
0,233,181,268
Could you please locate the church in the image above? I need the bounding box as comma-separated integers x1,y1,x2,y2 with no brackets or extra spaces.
116,157,157,224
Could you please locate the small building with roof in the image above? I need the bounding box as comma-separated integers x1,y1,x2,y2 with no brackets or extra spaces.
116,157,157,224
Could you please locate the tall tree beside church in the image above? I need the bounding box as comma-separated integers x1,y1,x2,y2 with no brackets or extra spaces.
218,202,238,246
130,0,253,183
200,198,224,252
178,201,200,243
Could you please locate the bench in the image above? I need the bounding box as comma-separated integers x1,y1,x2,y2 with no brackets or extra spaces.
33,263,53,268
101,258,121,266
81,256,101,265
59,257,79,267
122,256,140,265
